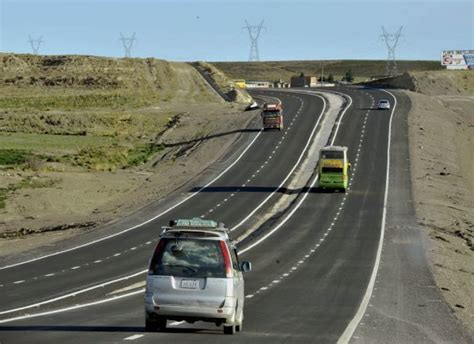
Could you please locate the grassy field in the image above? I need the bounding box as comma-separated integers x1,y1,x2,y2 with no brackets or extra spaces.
211,60,443,82
0,53,222,171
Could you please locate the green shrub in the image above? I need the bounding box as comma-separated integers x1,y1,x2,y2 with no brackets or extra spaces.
0,149,31,165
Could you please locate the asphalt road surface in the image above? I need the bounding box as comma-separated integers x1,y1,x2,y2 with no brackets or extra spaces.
0,87,471,344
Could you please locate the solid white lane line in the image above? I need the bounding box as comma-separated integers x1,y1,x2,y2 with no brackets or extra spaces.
331,93,353,145
0,289,144,324
0,127,264,271
337,89,397,344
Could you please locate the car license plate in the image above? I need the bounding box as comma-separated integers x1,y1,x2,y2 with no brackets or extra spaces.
181,279,199,289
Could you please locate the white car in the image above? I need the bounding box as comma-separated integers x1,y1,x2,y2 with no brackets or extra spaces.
377,99,390,110
145,218,251,334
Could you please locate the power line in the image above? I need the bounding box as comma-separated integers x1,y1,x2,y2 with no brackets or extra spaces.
380,26,403,76
119,33,136,58
243,20,265,62
28,35,43,54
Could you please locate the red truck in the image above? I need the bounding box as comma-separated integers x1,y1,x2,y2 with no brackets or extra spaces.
261,103,284,131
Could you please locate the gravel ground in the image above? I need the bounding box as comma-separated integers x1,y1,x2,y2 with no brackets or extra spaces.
406,75,474,334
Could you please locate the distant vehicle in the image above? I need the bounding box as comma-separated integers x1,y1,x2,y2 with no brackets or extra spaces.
234,79,246,89
377,99,390,110
318,146,350,191
144,218,251,335
261,102,284,131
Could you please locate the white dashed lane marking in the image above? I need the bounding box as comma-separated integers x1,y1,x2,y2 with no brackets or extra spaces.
124,334,144,341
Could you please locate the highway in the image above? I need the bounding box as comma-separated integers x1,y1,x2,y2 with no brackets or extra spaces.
0,87,471,344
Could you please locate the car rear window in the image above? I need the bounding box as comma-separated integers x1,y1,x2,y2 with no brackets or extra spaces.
149,238,226,278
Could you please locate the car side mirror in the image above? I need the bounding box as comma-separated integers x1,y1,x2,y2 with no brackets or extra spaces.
240,261,252,272
347,162,351,170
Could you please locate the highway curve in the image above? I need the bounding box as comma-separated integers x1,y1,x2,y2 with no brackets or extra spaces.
0,87,470,344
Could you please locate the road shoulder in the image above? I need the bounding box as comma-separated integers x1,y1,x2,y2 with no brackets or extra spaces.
351,90,473,343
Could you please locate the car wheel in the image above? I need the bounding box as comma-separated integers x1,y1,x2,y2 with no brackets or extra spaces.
236,306,243,332
156,317,167,332
224,324,236,335
145,319,157,332
236,321,243,332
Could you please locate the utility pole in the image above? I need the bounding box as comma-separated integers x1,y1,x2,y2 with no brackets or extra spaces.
380,26,403,76
28,35,43,54
320,60,324,86
243,20,265,62
119,33,136,58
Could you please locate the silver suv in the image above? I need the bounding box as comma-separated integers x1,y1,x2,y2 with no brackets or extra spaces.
144,218,251,335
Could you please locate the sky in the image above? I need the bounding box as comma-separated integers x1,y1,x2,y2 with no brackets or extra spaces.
0,0,472,61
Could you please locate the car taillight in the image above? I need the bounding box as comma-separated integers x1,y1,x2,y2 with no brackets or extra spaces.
148,240,165,274
219,241,233,278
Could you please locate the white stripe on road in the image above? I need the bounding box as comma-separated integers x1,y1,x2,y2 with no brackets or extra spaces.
124,334,144,341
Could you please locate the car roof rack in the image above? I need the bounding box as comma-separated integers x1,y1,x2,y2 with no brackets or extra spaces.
162,218,228,235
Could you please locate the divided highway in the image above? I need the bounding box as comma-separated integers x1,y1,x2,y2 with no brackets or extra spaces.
2,87,464,343
0,91,325,318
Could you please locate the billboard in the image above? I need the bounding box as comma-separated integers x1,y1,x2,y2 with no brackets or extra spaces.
441,50,474,69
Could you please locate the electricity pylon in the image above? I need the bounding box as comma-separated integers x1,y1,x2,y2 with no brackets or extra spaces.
380,26,403,76
28,35,43,54
119,33,136,58
243,20,265,62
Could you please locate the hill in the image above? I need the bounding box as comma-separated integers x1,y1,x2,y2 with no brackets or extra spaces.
211,60,443,83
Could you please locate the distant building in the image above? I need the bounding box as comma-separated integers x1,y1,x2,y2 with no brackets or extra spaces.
290,75,317,88
245,80,272,88
273,79,290,88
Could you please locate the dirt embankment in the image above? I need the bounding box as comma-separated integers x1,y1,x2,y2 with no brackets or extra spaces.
192,61,253,104
385,70,474,333
0,54,258,256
